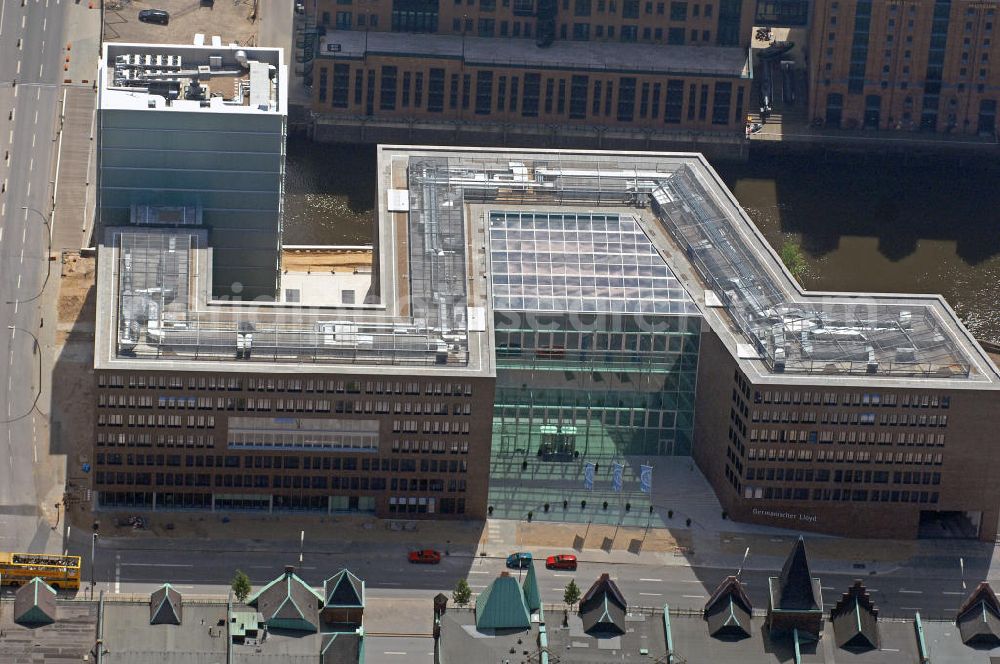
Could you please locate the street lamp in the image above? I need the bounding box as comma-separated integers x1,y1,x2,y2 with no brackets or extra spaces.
91,521,100,599
3,325,42,423
6,206,53,305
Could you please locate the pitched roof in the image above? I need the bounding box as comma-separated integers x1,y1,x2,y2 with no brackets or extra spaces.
580,594,627,635
475,573,531,631
248,566,324,632
324,569,365,609
321,631,363,664
522,562,541,613
704,576,752,639
580,574,627,615
772,537,822,611
830,580,879,650
956,582,1000,646
149,583,183,625
13,577,57,625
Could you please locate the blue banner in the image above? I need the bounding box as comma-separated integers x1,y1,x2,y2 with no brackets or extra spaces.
612,463,624,493
583,463,595,490
640,465,653,493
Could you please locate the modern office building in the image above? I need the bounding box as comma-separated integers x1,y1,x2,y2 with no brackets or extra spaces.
92,145,1000,539
808,0,999,135
97,42,288,299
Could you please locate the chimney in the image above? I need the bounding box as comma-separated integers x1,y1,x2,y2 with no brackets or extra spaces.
284,565,295,575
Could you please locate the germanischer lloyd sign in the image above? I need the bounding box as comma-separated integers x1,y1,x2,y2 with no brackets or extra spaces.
752,507,818,524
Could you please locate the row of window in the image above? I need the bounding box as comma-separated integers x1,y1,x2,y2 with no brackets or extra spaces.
95,472,470,493
754,390,951,408
746,467,942,485
388,496,466,515
391,420,473,435
750,410,949,426
325,64,743,126
98,414,216,428
746,485,940,504
749,428,947,446
98,374,474,397
96,453,471,474
97,433,215,448
747,447,944,464
97,395,476,418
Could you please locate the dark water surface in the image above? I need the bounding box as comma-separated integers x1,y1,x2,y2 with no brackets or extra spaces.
283,140,1000,343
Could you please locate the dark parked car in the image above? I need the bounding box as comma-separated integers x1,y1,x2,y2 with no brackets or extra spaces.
505,552,533,569
138,9,170,25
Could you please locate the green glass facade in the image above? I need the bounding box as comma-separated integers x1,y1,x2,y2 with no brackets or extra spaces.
492,312,701,460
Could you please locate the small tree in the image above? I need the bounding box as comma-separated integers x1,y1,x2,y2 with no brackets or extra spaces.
453,578,472,607
231,569,252,603
779,240,808,281
563,579,581,610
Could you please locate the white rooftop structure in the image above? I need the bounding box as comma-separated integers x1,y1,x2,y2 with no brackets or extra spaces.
99,42,286,115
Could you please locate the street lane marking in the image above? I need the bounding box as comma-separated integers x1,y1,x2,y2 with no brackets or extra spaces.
639,592,663,596
900,606,922,611
469,584,487,588
682,594,704,599
468,570,490,574
119,563,194,568
16,59,20,74
942,591,965,595
552,573,573,577
899,589,923,594
383,652,408,656
28,158,32,171
639,578,663,582
680,580,703,584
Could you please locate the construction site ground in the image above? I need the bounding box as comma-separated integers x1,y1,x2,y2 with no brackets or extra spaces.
281,247,373,273
103,0,258,47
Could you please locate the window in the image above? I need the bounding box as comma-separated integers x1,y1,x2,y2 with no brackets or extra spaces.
698,83,708,120
670,1,686,20
617,77,636,121
475,71,493,114
544,77,555,113
623,0,639,17
522,73,541,116
402,71,411,107
332,65,350,108
575,0,592,15
668,27,684,44
449,73,459,109
318,67,328,103
379,66,397,110
664,79,683,123
427,68,445,112
335,11,352,28
573,22,590,39
569,75,588,118
621,25,637,41
712,82,731,124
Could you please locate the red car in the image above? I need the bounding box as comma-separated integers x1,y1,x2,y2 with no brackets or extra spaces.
545,554,578,571
408,549,442,564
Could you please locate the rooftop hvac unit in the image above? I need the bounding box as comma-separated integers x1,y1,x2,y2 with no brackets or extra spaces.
197,65,211,80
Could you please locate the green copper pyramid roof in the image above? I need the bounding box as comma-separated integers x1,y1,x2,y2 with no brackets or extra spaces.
14,577,57,625
476,573,531,631
522,562,541,613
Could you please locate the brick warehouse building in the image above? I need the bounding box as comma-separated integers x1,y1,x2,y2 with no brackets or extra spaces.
808,0,999,134
303,0,759,148
92,136,1000,538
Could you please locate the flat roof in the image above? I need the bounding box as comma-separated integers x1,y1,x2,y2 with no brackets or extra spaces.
95,145,1000,387
99,42,286,115
318,30,750,78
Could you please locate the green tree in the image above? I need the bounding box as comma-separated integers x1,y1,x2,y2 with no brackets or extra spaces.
231,569,252,603
779,240,808,282
563,579,581,609
453,578,472,607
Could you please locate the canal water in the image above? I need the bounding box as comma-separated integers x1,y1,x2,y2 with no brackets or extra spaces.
283,137,1000,343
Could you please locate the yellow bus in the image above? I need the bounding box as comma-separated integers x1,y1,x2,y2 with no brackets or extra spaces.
0,552,82,590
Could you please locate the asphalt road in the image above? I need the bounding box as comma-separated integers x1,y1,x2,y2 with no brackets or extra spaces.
0,0,70,555
77,534,992,622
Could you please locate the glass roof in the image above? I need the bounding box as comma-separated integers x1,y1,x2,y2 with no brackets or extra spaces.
488,211,699,315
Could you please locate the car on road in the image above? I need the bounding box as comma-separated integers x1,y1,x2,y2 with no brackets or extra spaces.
138,9,170,25
408,549,442,564
545,554,577,570
505,552,533,569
